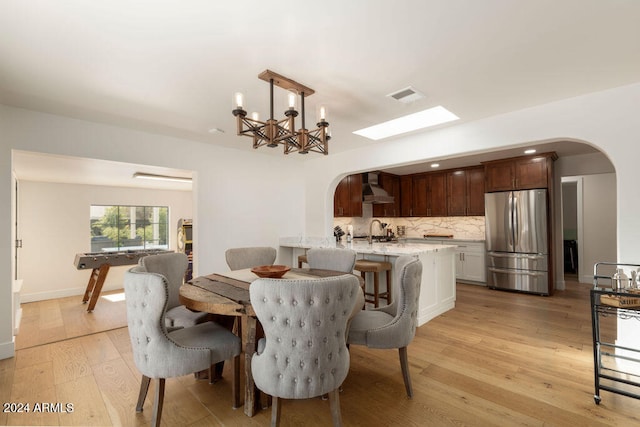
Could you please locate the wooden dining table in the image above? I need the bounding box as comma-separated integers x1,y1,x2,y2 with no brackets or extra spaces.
179,267,364,417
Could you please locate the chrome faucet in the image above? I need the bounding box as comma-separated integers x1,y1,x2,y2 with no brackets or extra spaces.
368,219,383,244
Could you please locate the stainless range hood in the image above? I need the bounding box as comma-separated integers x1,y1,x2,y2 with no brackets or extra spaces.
362,172,394,204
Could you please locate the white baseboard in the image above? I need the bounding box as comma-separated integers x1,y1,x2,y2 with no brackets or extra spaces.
14,307,22,335
0,338,15,360
20,286,86,303
20,283,121,303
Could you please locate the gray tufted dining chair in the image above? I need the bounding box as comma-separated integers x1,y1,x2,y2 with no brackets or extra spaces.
139,252,208,329
250,274,361,427
306,247,357,273
346,255,422,398
225,246,277,270
306,247,364,331
124,266,242,427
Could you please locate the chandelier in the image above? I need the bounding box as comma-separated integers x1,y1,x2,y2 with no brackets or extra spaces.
232,70,330,155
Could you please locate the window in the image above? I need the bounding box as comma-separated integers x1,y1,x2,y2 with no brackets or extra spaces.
90,205,169,252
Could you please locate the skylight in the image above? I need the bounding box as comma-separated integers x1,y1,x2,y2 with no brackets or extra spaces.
353,106,459,140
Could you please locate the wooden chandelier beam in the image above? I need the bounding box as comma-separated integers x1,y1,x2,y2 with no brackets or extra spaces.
258,69,315,96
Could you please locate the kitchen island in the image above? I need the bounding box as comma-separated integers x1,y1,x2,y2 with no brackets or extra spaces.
279,237,457,326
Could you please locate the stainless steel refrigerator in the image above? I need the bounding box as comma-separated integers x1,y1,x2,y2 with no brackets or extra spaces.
485,189,550,294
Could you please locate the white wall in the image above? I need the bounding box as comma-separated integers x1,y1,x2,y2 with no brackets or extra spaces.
1,128,14,359
558,151,616,176
18,180,193,301
580,173,617,282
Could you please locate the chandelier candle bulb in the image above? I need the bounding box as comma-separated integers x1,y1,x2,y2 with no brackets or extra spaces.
251,112,260,122
287,91,297,109
234,92,244,109
319,106,327,121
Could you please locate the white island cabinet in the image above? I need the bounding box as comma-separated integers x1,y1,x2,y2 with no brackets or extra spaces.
279,238,457,327
407,238,486,285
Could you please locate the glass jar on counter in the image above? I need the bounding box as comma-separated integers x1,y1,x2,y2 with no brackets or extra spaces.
612,268,629,291
630,269,640,289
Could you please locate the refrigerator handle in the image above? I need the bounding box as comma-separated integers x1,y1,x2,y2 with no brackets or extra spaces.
513,194,519,247
507,192,514,249
488,252,546,260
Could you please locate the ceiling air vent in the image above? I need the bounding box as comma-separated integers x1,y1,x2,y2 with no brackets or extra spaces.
387,86,425,104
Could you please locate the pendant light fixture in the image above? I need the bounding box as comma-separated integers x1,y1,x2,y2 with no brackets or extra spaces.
232,70,330,155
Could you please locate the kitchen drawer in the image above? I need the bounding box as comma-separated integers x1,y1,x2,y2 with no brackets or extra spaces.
487,251,548,271
487,267,548,294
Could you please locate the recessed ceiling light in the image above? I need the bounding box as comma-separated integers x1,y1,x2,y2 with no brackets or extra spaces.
524,149,537,154
133,172,192,183
353,106,459,141
208,127,225,134
430,163,440,168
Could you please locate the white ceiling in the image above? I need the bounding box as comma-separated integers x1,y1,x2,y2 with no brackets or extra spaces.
2,1,637,183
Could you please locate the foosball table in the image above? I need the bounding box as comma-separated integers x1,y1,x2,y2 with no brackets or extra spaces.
74,249,173,312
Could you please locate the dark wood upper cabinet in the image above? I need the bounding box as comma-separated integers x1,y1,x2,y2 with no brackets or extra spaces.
339,153,555,219
447,166,485,216
466,167,486,215
400,175,413,217
412,174,428,216
334,174,362,217
446,170,467,216
349,173,363,217
334,177,350,217
402,172,446,217
484,152,557,192
514,156,551,190
372,172,400,217
428,172,447,216
484,160,515,192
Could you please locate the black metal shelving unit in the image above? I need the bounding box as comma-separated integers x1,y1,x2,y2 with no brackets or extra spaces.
591,262,640,404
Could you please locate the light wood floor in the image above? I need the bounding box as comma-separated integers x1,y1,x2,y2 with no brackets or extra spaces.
2,279,639,426
15,289,128,350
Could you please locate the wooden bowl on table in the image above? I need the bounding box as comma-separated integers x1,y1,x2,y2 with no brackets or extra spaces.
251,265,291,278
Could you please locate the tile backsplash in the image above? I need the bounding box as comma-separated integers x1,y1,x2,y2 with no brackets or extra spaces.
334,204,485,240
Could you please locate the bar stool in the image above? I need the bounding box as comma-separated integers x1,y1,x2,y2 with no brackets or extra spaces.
297,254,308,268
354,259,392,308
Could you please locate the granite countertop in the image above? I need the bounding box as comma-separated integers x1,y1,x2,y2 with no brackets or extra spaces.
279,237,457,256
